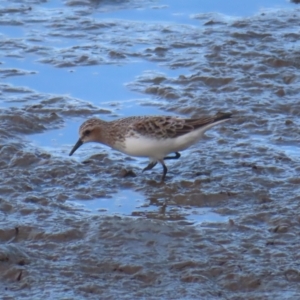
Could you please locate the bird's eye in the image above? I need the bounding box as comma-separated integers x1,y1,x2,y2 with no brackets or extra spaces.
84,130,91,136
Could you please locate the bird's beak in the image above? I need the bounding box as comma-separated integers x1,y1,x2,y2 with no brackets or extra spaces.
69,139,83,156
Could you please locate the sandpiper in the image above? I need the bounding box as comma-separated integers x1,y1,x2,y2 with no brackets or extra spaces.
69,112,232,182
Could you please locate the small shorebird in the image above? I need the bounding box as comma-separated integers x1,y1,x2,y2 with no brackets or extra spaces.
69,112,231,182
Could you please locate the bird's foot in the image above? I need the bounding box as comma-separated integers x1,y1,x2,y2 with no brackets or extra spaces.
142,161,157,172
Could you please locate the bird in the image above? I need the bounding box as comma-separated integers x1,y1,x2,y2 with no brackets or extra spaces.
69,112,232,182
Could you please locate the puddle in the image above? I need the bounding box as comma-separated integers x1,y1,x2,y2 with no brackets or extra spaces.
67,189,154,215
1,56,188,108
250,134,300,160
35,0,296,20
27,119,80,156
67,189,228,225
1,58,153,103
163,0,295,18
94,0,295,26
0,26,25,38
189,208,228,224
273,143,300,161
278,144,299,157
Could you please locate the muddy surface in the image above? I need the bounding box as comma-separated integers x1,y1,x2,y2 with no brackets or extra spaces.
1,0,300,299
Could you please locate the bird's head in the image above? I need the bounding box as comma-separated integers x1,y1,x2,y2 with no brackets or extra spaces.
69,118,103,156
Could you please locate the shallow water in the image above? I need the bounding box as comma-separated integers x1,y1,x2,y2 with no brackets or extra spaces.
1,0,300,299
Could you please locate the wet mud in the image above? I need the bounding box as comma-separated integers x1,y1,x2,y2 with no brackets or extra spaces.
1,0,300,299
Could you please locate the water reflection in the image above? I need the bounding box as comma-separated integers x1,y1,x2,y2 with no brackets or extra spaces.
67,189,153,215
67,189,228,225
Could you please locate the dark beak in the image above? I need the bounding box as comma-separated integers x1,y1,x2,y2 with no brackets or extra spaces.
69,139,83,156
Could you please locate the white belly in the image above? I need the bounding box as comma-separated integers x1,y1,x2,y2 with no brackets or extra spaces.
120,129,206,159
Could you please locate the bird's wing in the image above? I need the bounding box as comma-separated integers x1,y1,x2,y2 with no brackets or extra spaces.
130,115,218,139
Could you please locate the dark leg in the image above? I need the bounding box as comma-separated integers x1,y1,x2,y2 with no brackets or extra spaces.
164,152,181,160
142,161,157,172
159,160,168,182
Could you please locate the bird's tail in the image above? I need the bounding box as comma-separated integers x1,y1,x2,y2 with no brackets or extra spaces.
213,112,232,123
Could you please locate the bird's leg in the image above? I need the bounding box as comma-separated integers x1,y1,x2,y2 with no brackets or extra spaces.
164,152,181,160
159,160,168,182
142,161,157,172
